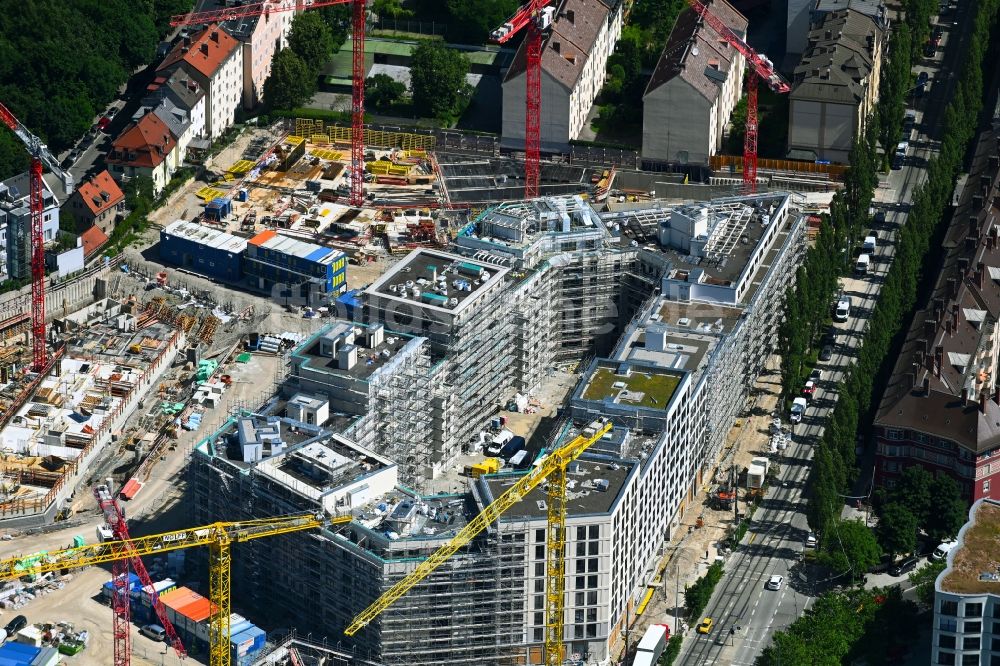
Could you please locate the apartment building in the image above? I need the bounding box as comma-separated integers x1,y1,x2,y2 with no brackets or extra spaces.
787,8,886,162
502,0,624,151
284,321,434,488
642,0,747,166
873,137,1000,502
931,498,1000,666
106,113,179,195
787,0,889,56
0,172,60,283
158,24,243,140
222,1,297,109
62,170,124,234
244,230,348,300
143,70,208,152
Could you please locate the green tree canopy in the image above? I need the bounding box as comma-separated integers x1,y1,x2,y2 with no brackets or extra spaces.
819,519,882,582
926,475,968,541
288,12,336,75
366,73,407,111
409,42,471,122
875,502,918,556
909,559,946,606
264,50,315,111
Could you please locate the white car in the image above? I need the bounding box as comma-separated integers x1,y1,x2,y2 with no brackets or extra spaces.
805,532,818,548
790,397,807,424
765,575,783,591
834,296,851,322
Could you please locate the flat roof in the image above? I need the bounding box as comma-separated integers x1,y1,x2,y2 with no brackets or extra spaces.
249,230,345,265
163,219,248,254
580,365,681,409
469,195,607,249
484,456,634,520
290,322,418,380
938,499,1000,595
366,249,509,313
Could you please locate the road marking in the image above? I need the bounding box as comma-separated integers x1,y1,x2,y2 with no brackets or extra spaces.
748,533,756,545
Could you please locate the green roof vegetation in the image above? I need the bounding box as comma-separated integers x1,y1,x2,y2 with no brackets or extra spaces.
581,367,680,409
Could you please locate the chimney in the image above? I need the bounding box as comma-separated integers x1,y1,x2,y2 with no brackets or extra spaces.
989,233,995,250
977,261,985,289
980,391,988,413
958,257,970,277
966,236,978,251
906,372,916,391
211,30,219,43
923,320,936,339
825,29,832,39
566,9,575,23
200,43,209,56
947,277,958,299
990,155,1000,170
970,215,979,237
552,41,560,53
923,376,930,396
945,318,952,335
953,306,959,332
915,349,925,366
935,345,944,378
973,193,984,209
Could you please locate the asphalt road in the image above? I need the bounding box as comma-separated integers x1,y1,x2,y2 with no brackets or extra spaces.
675,3,972,663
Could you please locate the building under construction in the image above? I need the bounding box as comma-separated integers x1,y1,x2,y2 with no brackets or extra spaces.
184,191,807,665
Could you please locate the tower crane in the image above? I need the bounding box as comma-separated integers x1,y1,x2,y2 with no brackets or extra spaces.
684,0,790,192
0,102,74,373
171,0,368,207
345,418,613,666
94,485,187,665
491,0,556,199
0,512,352,666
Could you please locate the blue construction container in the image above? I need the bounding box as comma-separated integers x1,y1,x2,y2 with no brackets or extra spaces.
0,642,41,666
230,625,266,665
336,289,361,318
159,220,247,283
245,231,347,300
102,572,141,601
204,197,233,222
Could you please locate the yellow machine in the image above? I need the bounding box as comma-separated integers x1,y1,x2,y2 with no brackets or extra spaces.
345,418,613,665
0,512,351,666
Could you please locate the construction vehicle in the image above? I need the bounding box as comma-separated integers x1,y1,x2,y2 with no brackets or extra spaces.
173,0,367,207
0,512,352,666
684,0,790,192
0,102,74,372
345,418,613,666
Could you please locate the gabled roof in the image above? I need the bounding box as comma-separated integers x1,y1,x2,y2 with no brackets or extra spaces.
790,9,883,104
644,0,748,101
144,69,205,112
80,225,109,258
504,0,618,91
153,99,191,143
74,170,124,217
107,113,177,169
158,24,240,80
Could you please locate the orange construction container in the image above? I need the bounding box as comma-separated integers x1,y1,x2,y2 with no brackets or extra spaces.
176,597,214,623
160,587,201,612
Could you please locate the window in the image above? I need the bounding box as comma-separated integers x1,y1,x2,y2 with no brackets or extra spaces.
535,579,545,593
964,621,981,633
534,596,543,610
965,603,983,617
576,576,585,590
535,563,544,577
576,542,586,557
887,429,905,440
962,656,979,666
534,612,543,625
586,624,597,638
576,560,586,574
574,609,584,623
588,575,598,589
937,653,955,665
536,529,545,542
535,545,545,559
587,591,598,605
963,636,980,650
985,479,991,494
575,592,584,606
588,558,598,573
941,600,959,616
939,635,955,649
589,525,599,539
589,541,599,556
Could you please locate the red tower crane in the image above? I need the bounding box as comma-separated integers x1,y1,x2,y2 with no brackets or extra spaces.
0,102,73,373
491,0,556,199
171,0,367,207
684,0,790,192
95,485,188,665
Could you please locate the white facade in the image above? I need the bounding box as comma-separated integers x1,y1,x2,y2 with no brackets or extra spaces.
207,47,244,139
224,2,297,109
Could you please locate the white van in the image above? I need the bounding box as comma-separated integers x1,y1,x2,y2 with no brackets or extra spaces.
855,254,871,275
485,429,514,456
862,235,877,253
933,540,958,560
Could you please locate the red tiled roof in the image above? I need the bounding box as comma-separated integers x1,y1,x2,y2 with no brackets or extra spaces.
158,24,240,80
107,113,177,169
81,225,109,258
76,170,124,217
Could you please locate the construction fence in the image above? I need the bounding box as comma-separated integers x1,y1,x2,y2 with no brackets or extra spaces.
710,155,849,180
292,118,436,151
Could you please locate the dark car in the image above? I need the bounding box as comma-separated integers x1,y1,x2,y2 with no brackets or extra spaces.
97,116,111,132
819,344,834,361
923,41,935,57
4,615,26,635
874,210,886,224
889,556,919,576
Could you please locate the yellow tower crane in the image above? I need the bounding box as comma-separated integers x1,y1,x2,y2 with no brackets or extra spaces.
0,512,352,666
345,418,613,665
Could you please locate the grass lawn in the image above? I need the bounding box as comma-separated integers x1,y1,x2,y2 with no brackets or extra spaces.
582,367,680,409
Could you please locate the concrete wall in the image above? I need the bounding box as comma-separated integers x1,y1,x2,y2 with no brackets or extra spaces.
503,70,572,151
642,81,713,164
788,98,858,163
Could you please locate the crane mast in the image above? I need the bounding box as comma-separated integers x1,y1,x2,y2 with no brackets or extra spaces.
0,102,73,373
171,0,368,207
345,419,613,666
684,0,789,192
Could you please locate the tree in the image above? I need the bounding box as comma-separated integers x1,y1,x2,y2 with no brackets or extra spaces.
888,465,933,525
366,73,406,111
263,50,314,111
409,42,471,122
909,559,946,606
288,12,335,75
373,0,413,18
926,475,968,541
819,519,882,582
875,502,918,556
442,0,520,43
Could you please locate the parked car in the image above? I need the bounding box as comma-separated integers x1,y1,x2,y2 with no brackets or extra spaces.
140,624,166,641
809,369,823,383
4,615,26,635
902,109,917,133
889,556,919,576
765,575,784,591
697,618,714,634
932,540,958,560
819,344,834,361
916,71,930,96
805,532,818,548
875,209,887,224
97,116,111,132
923,41,936,57
835,296,851,322
802,380,816,401
790,397,808,424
